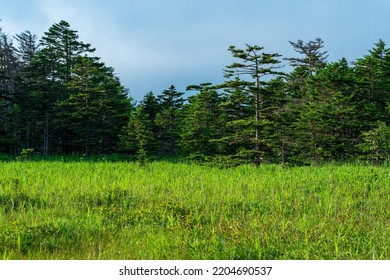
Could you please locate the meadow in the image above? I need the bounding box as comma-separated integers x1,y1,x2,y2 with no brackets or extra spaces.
0,159,389,260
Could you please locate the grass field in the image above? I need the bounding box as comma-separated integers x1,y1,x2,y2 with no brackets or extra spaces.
0,160,389,259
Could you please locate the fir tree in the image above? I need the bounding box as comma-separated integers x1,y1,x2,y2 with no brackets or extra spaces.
180,83,224,157
222,44,283,165
155,85,184,156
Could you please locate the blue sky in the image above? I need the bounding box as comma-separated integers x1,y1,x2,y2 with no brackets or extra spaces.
1,0,389,101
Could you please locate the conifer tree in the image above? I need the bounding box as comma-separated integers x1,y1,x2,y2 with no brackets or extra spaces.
180,83,224,157
40,20,95,84
0,29,22,153
15,31,39,66
295,58,359,162
155,85,184,156
285,37,328,76
121,106,154,160
138,92,161,154
223,44,283,165
354,40,390,129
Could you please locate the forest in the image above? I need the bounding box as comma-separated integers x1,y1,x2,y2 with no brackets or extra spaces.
1,20,389,165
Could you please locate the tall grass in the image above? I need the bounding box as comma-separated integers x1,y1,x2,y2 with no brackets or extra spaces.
0,160,389,259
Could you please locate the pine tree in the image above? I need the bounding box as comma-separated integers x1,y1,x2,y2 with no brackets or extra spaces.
15,31,39,66
216,78,254,159
354,40,390,129
155,85,184,156
14,30,40,150
98,70,132,154
61,56,105,154
285,38,328,76
0,29,21,153
222,44,283,165
21,50,65,155
121,106,154,162
295,58,359,163
40,20,95,84
60,56,131,154
138,92,161,155
260,77,294,164
180,83,224,157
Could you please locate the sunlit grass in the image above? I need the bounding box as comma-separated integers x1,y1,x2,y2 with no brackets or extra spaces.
0,160,389,259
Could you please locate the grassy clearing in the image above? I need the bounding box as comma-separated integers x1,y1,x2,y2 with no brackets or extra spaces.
0,160,389,259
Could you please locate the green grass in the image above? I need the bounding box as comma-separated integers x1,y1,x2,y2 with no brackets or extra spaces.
0,160,389,259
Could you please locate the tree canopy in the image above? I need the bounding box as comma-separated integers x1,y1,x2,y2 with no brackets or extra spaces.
0,20,389,165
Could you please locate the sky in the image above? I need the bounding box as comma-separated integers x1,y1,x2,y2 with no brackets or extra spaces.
1,0,390,101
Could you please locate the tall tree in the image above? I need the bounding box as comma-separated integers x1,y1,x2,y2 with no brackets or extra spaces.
0,29,20,153
98,70,132,154
155,85,184,156
223,44,283,165
15,31,39,66
61,56,106,154
121,106,154,162
180,83,224,156
285,37,328,76
216,78,254,159
137,91,161,154
13,31,40,150
26,20,97,155
60,56,131,154
40,20,95,84
354,40,390,129
22,50,64,155
294,58,359,162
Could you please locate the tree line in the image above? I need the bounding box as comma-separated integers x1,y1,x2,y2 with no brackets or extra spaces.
1,20,389,165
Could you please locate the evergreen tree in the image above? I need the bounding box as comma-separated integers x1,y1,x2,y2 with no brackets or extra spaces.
295,58,359,162
354,40,390,129
121,106,154,161
13,31,40,150
180,83,224,157
138,92,161,154
155,85,184,156
40,20,95,84
60,56,131,154
98,70,132,154
260,77,294,164
285,37,328,76
21,50,65,155
61,56,106,154
15,31,39,66
216,78,254,159
0,29,21,153
358,122,390,164
40,21,96,153
223,44,283,165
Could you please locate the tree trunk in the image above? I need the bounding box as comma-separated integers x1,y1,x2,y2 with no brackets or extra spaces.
254,71,261,166
43,110,49,156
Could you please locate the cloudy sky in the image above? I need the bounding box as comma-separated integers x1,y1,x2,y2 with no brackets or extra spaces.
1,0,389,101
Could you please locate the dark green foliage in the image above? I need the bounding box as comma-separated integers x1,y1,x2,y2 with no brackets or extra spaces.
294,59,360,162
358,122,390,164
121,106,154,162
0,19,389,165
221,44,283,165
0,20,131,156
155,85,184,156
354,40,390,128
285,38,328,76
180,83,224,156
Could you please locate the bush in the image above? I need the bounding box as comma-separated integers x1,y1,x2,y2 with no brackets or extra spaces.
16,149,35,161
358,122,390,164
